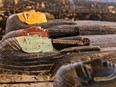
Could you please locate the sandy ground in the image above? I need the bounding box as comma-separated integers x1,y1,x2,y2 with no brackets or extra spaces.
0,72,53,87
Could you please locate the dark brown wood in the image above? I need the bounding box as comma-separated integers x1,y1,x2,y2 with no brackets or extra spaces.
48,27,79,38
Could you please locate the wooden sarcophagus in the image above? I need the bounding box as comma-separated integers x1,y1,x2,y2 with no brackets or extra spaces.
5,18,116,35
0,34,116,87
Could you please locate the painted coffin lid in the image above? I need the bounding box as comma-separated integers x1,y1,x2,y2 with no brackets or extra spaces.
16,35,53,53
18,10,47,24
16,26,49,37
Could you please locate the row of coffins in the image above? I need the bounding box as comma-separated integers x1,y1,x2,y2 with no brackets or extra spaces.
0,11,116,87
1,21,116,83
